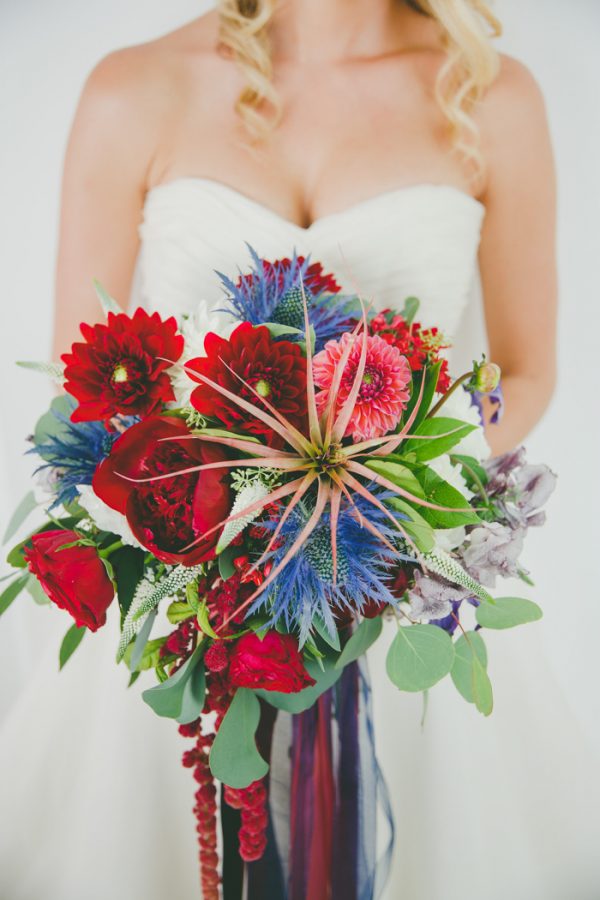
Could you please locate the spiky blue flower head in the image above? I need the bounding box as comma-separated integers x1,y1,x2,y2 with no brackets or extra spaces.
216,242,360,351
247,488,415,644
30,397,136,508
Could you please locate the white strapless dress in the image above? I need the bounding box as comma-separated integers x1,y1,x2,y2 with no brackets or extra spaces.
1,178,598,900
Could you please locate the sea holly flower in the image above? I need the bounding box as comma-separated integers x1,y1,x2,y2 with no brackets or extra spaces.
62,308,184,423
186,322,308,444
313,332,411,441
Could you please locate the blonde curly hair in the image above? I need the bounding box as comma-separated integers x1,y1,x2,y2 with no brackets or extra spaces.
217,0,501,182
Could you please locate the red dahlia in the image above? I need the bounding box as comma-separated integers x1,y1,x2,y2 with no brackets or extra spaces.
186,322,308,442
238,256,341,296
62,308,184,422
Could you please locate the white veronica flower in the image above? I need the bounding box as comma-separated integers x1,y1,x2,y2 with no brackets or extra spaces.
170,300,236,408
76,484,143,549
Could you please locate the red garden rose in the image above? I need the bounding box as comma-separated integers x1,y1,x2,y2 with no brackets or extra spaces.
93,415,231,566
186,322,308,443
24,529,115,631
228,631,316,694
62,307,184,422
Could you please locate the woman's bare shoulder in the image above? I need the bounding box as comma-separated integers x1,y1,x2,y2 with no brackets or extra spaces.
77,12,220,131
478,53,549,142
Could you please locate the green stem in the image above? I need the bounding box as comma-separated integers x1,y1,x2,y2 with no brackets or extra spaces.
426,371,473,419
99,539,123,559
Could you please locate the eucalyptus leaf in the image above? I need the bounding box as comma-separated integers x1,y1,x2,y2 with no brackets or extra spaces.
256,656,343,714
59,623,86,669
386,624,455,692
451,631,488,703
335,616,383,669
0,573,30,617
209,689,269,788
142,644,205,720
218,546,237,581
3,491,38,544
476,596,542,630
472,656,494,716
403,417,476,462
129,607,157,671
401,296,420,325
177,656,207,725
33,396,75,448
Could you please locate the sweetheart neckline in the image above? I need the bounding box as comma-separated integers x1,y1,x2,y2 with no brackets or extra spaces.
143,176,486,233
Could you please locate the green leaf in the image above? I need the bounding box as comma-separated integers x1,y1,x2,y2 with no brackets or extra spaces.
403,417,476,462
123,636,167,673
450,454,489,490
27,577,51,606
408,465,480,528
403,363,441,429
194,427,260,445
142,644,205,721
129,607,157,671
59,623,86,669
472,656,494,716
197,600,219,640
451,631,488,703
218,545,238,581
263,322,305,339
256,656,343,714
401,296,420,325
33,396,74,448
209,689,269,788
313,616,341,651
112,546,145,617
386,624,455,692
365,459,425,498
387,497,435,552
476,596,542,630
177,654,207,725
335,616,383,669
167,600,195,625
3,491,38,545
0,573,30,617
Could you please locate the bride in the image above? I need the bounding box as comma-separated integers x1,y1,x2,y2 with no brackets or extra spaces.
4,2,597,899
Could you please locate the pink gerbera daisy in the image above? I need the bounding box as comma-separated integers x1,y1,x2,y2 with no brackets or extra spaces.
313,332,411,441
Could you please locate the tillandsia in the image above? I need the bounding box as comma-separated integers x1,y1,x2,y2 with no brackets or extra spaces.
2,247,556,893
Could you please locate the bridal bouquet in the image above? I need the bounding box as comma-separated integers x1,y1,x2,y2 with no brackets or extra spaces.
2,247,555,899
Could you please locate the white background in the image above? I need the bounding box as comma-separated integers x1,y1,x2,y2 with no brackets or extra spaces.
0,0,599,885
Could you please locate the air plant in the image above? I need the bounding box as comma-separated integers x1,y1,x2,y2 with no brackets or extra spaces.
123,287,473,635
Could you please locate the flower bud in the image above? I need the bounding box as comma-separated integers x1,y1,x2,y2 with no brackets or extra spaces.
472,361,501,393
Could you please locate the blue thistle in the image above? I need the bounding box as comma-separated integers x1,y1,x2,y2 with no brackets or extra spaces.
216,243,360,351
30,398,136,508
248,490,415,644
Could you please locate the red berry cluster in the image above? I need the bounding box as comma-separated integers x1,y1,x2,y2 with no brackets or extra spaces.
179,717,220,899
224,780,269,862
369,310,451,393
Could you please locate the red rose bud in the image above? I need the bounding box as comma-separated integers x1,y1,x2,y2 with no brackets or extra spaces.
473,361,501,393
24,529,115,631
229,631,316,694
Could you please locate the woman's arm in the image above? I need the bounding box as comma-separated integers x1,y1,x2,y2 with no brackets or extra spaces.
53,47,166,360
477,55,558,455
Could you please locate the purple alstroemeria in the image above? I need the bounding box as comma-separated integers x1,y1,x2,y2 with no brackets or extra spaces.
485,448,557,529
470,382,505,426
460,522,526,588
408,570,469,623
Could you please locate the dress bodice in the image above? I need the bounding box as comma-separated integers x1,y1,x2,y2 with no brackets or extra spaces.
132,176,485,340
